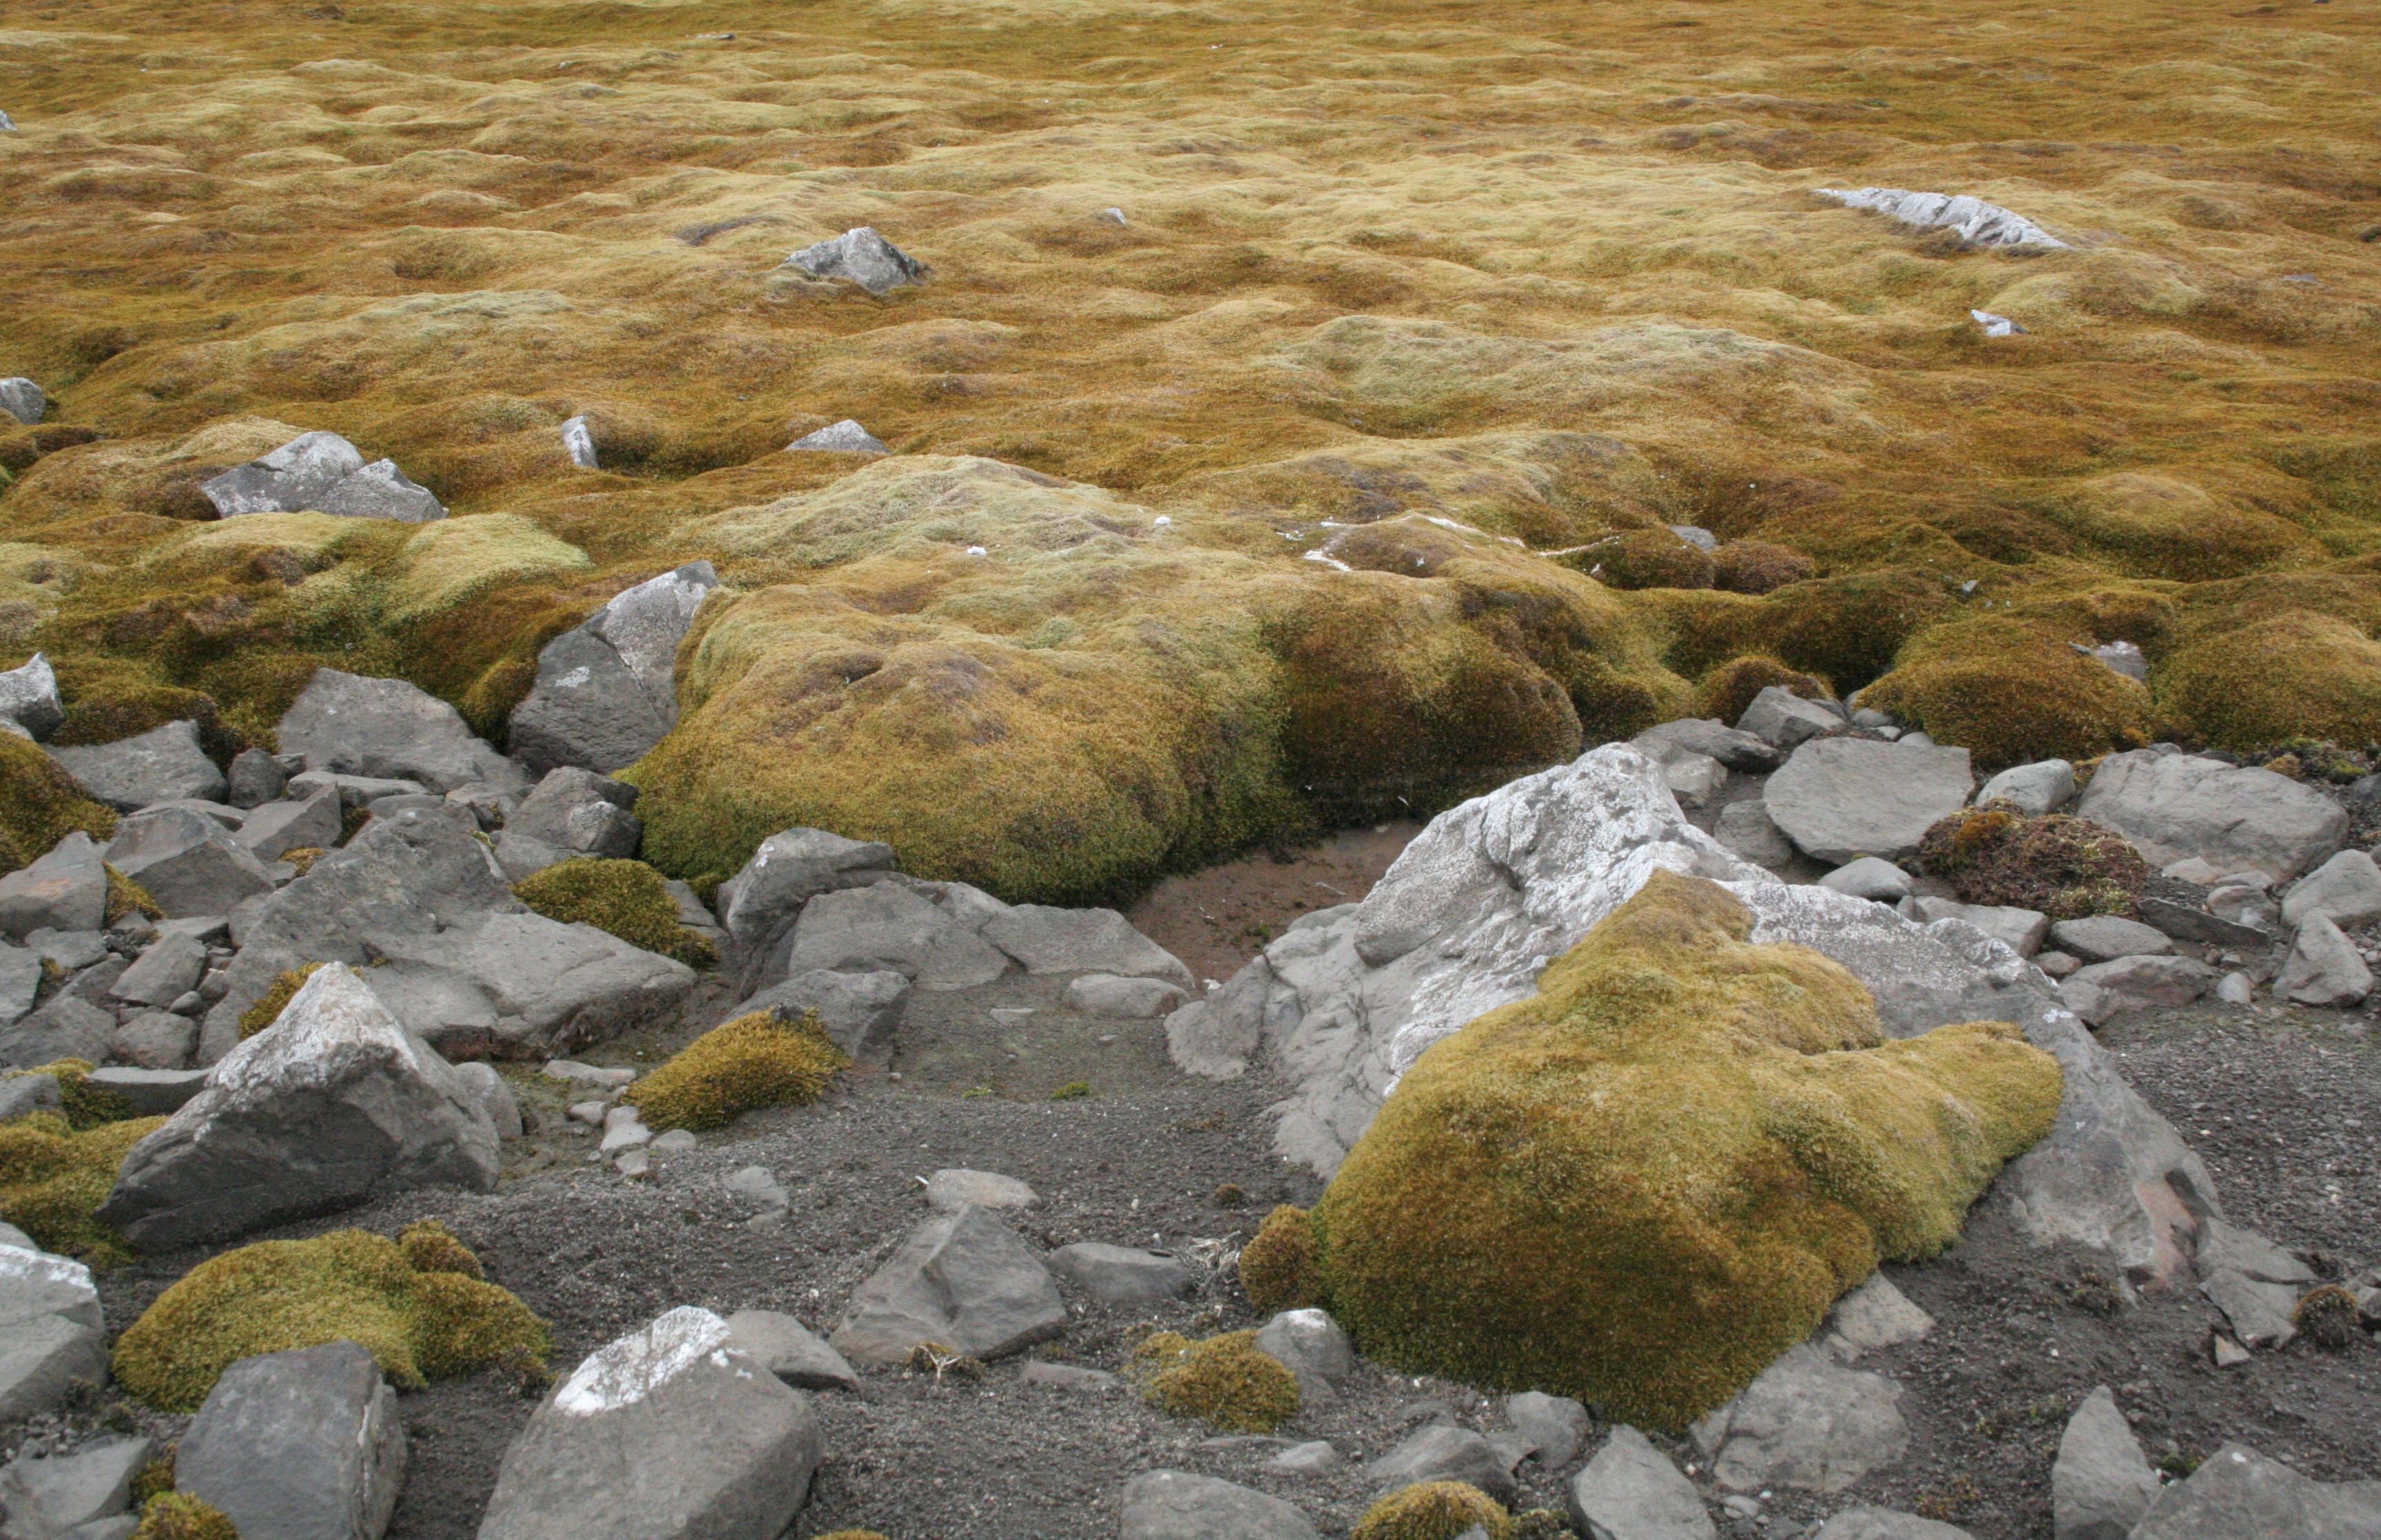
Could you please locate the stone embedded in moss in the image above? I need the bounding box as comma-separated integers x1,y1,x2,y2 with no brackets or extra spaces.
6,1058,134,1129
1593,529,1715,591
1862,618,2154,770
1352,1482,1514,1540
0,1110,166,1263
1239,1204,1324,1317
1695,654,1830,727
622,1008,849,1133
111,1226,550,1411
1304,870,2062,1430
1126,1329,1301,1434
1916,809,2149,921
130,1494,238,1540
511,857,716,967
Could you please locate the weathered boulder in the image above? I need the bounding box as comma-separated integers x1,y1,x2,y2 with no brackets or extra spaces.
830,1203,1064,1364
922,1168,1039,1213
784,882,1009,990
1820,857,1913,903
275,670,522,795
978,904,1192,988
734,969,909,1061
1737,686,1844,749
233,805,517,962
46,721,226,812
1906,896,2048,957
1815,187,2068,249
0,1434,152,1533
1505,1391,1592,1469
2282,849,2381,930
108,1010,198,1070
0,1068,60,1118
1763,738,1974,865
1811,1510,1975,1540
0,831,107,939
2058,955,2216,1026
2052,1386,2160,1540
200,432,443,523
2195,1217,2313,1284
2200,1267,2300,1349
2045,915,2172,964
1713,799,1796,870
1047,1242,1193,1307
1567,1425,1716,1540
449,1062,523,1138
721,1310,860,1391
1826,1274,1934,1355
1064,972,1188,1018
2129,1442,2381,1540
2276,913,2372,1007
1365,1424,1517,1506
1636,717,1779,772
86,1065,209,1116
712,826,898,960
1691,1344,1908,1493
0,1242,107,1422
176,1339,406,1540
477,1307,823,1540
786,419,889,455
234,788,342,862
781,227,927,294
95,964,500,1249
360,913,697,1059
1164,953,1284,1079
2074,751,2345,882
107,808,277,918
1117,1471,1321,1540
225,749,290,810
1976,758,2077,817
0,653,61,740
560,415,597,468
0,378,43,426
1255,1309,1356,1404
508,563,719,776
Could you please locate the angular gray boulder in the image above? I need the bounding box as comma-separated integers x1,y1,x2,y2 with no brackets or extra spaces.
1762,738,1974,865
721,1309,860,1391
235,788,342,861
1064,972,1188,1018
234,804,517,963
0,1241,107,1422
0,1433,153,1533
1047,1242,1193,1307
276,669,522,795
0,652,61,740
978,905,1193,989
787,419,889,455
1811,1510,1975,1540
360,912,697,1059
1636,716,1780,772
781,226,927,294
785,883,1010,990
733,968,909,1061
1255,1309,1355,1404
493,767,643,879
1976,758,2076,817
0,831,107,939
2074,751,2345,882
1567,1425,1716,1540
478,1307,823,1540
2282,849,2381,929
2278,913,2373,1007
0,377,43,426
46,720,226,811
96,964,501,1250
2057,955,2216,1026
1691,1343,1907,1493
107,807,277,919
200,431,444,523
2051,1386,2160,1540
1737,685,1844,749
508,562,719,776
176,1339,406,1540
2045,915,2171,964
2129,1442,2381,1540
714,826,898,959
830,1203,1065,1365
1365,1424,1517,1506
1118,1471,1321,1540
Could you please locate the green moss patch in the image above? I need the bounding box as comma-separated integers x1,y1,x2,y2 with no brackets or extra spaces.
0,733,118,873
130,1495,238,1540
1862,618,2153,770
1354,1483,1514,1540
623,1008,849,1132
1126,1329,1301,1433
0,1110,165,1264
511,858,716,967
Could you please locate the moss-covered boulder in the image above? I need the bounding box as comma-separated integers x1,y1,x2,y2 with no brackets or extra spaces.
1861,618,2154,769
1301,870,2061,1429
0,1110,164,1264
1353,1483,1514,1540
511,858,715,968
0,733,117,873
623,1008,849,1132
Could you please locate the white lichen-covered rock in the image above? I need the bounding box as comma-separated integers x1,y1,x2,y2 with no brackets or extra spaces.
0,652,61,740
0,1242,107,1422
779,226,927,294
560,415,598,468
0,377,44,426
786,419,889,455
96,964,500,1249
1816,187,2068,249
200,430,445,522
478,1307,823,1540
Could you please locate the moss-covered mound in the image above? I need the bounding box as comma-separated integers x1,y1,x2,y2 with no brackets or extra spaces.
511,858,716,968
1239,1203,1325,1317
130,1495,238,1540
0,733,116,873
112,1225,550,1412
1693,654,1831,727
1860,618,2154,769
1354,1483,1514,1540
5,1057,134,1128
0,1110,165,1263
2157,610,2381,750
1917,809,2149,921
1593,529,1714,591
623,1009,849,1132
1126,1329,1301,1434
1711,541,1816,596
1301,870,2061,1430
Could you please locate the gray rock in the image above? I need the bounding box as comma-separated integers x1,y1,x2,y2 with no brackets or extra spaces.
2057,955,2216,1026
1,993,114,1070
201,433,443,523
0,833,108,941
560,415,597,469
1820,857,1913,903
1064,972,1188,1019
0,1243,107,1422
1505,1391,1591,1469
2216,970,2256,1005
319,459,444,522
95,964,500,1249
225,749,289,810
478,1307,822,1540
508,563,719,777
2207,884,2281,931
1163,959,1276,1079
449,1061,522,1138
1567,1425,1716,1540
2074,751,2345,883
2130,1442,2381,1540
1266,1440,1341,1475
1713,799,1796,870
1828,1273,1934,1354
23,928,107,971
1637,718,1780,773
2046,915,2172,964
781,226,927,294
1256,1309,1355,1404
2200,1267,2300,1349
110,933,207,1008
284,771,429,809
1976,758,2077,817
1764,738,1974,865
785,883,1009,991
0,653,61,740
734,970,909,1061
46,721,227,812
235,789,342,861
178,1339,405,1540
1630,735,1729,809
1814,187,2068,249
0,1072,62,1122
722,1309,860,1391
1907,896,2048,957
723,1165,790,1210
83,1066,207,1116
0,378,43,426
924,1169,1040,1213
2278,913,2373,1007
713,827,899,959
1693,1344,1908,1493
276,670,521,795
2134,895,2272,950
1117,1470,1322,1540
787,419,889,454
1366,1424,1517,1506
2052,1386,2159,1540
1,1436,151,1532
107,807,277,919
978,905,1193,989
1738,686,1846,750
1811,1510,1975,1540
107,1011,196,1070
2282,849,2381,930
1022,1360,1124,1395
0,941,39,1030
1047,1242,1193,1306
830,1203,1065,1364
2196,1218,2313,1284
504,767,641,864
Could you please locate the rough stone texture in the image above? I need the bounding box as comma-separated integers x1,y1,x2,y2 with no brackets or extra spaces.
276,669,522,795
201,432,442,523
2280,849,2381,929
177,1339,406,1540
0,833,107,940
1117,1471,1322,1540
1,1435,151,1533
978,905,1193,988
830,1203,1065,1364
1976,758,2078,817
95,964,501,1249
1253,1308,1354,1404
1164,957,1281,1079
781,226,927,294
1365,1423,1518,1506
1636,718,1780,772
1046,1242,1193,1306
107,1010,197,1070
477,1307,823,1540
2196,1218,2313,1284
234,789,343,861
1810,1510,1976,1540
1828,1274,1935,1354
734,969,911,1061
0,942,35,1032
1763,738,1974,865
1819,857,1913,903
0,652,61,740
0,378,43,426
713,827,899,958
508,563,719,776
1,993,114,1070
87,1065,209,1116
0,1071,61,1120
2134,896,2271,950
722,1309,860,1391
1064,972,1188,1019
1691,1344,1908,1494
2058,955,2217,1026
785,883,1010,991
449,1061,523,1138
45,720,227,812
1712,800,1795,870
560,415,597,468
0,1243,107,1422
1737,686,1845,749
2129,1442,2381,1540
2277,913,2373,1007
2074,751,2347,882
1907,896,2048,957
225,749,289,810
2046,915,2172,964
2052,1386,2161,1540
2200,1268,2300,1349
1815,187,2068,248
107,807,278,919
1566,1425,1717,1540
506,768,641,856
1505,1391,1592,1470
1022,1360,1124,1395
787,419,890,454
923,1169,1039,1213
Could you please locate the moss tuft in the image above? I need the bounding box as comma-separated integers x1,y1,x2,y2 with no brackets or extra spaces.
1304,871,2062,1429
1862,619,2152,770
511,859,717,967
239,964,325,1039
1239,1204,1326,1316
280,847,324,876
0,1111,165,1263
130,1450,176,1506
112,1227,550,1411
2294,1285,2361,1352
1760,568,1955,692
398,1218,486,1280
0,733,118,875
1711,541,1816,596
1353,1482,1515,1540
622,1009,849,1133
48,685,232,754
6,1058,135,1129
1126,1329,1301,1433
105,865,163,923
1917,811,2148,921
1694,654,1830,726
1051,1080,1091,1100
130,1494,238,1540
1594,530,1714,591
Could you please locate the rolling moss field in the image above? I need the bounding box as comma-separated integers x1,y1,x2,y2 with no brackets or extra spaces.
1,0,2377,901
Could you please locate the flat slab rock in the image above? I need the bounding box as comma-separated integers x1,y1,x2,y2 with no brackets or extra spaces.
1117,1470,1321,1540
830,1203,1064,1365
2074,751,2346,883
1762,737,1975,866
0,1242,107,1423
1691,1342,1909,1494
45,720,226,812
2129,1442,2381,1540
1567,1424,1716,1540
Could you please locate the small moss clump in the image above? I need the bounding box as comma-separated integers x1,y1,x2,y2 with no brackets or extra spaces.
130,1450,176,1506
622,1009,849,1133
112,1226,550,1411
2295,1285,2362,1351
1917,809,2149,921
0,733,118,873
104,865,164,924
130,1494,238,1540
1711,541,1816,596
238,964,325,1039
398,1218,485,1280
1239,1203,1324,1316
1695,654,1830,726
1353,1482,1515,1540
1594,530,1715,591
280,846,324,876
1861,619,2154,770
1127,1329,1301,1433
511,858,717,968
0,1111,166,1263
6,1058,134,1129
1051,1080,1091,1100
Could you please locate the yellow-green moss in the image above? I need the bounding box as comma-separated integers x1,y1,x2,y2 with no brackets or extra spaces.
1239,1204,1325,1316
1861,618,2154,770
1127,1329,1301,1433
2157,610,2381,750
105,865,163,924
0,1111,165,1263
238,964,325,1039
1306,870,2062,1430
1592,530,1714,591
1694,654,1830,726
6,1058,135,1128
380,514,592,629
1759,568,1956,692
511,859,716,968
1353,1482,1515,1540
112,1227,550,1411
1711,541,1816,596
623,1009,849,1133
130,1494,238,1540
0,733,118,873
130,1450,176,1507
1917,810,2148,921
398,1218,486,1280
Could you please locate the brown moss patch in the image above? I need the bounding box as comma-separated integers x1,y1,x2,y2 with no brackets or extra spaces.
1917,809,2149,920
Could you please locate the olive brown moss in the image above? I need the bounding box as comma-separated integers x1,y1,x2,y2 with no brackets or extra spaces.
0,1108,163,1264
623,1008,849,1132
1295,871,2061,1430
1352,1484,1514,1540
1125,1329,1301,1435
1917,807,2150,921
511,858,717,968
